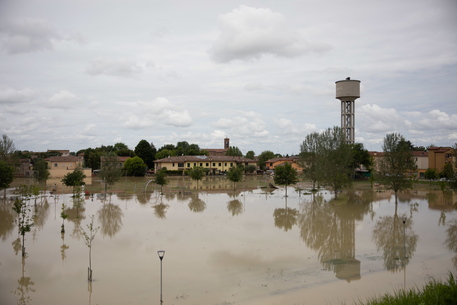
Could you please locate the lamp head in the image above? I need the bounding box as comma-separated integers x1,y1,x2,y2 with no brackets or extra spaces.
158,250,165,260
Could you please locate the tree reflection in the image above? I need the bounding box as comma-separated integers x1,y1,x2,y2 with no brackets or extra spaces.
372,210,418,272
32,200,50,231
0,203,16,241
273,197,298,231
227,199,243,216
97,203,123,238
12,257,35,305
60,232,69,262
445,219,457,267
298,193,371,281
188,194,206,213
153,196,169,219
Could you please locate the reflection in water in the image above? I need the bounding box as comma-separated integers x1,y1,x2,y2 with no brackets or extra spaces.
273,197,298,231
32,200,50,232
227,199,243,216
372,212,418,272
0,203,16,241
61,232,69,262
97,203,124,238
188,194,206,213
12,257,35,305
445,219,457,267
299,193,371,282
153,201,169,219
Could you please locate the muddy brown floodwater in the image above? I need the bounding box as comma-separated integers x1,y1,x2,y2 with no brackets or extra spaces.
1,176,456,305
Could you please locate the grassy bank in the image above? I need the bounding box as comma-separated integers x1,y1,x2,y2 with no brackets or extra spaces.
352,273,457,305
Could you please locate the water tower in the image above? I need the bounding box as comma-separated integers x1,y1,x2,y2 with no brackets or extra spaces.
336,77,361,144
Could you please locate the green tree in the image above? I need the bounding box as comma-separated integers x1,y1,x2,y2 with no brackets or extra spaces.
82,148,101,170
135,139,156,169
300,132,322,190
300,127,353,198
449,144,457,192
33,158,50,185
227,166,244,190
424,168,439,181
100,152,123,193
154,169,168,194
225,146,243,157
258,150,275,170
245,150,255,159
123,156,147,176
350,143,372,173
12,197,34,257
62,166,86,196
273,163,299,197
377,133,417,202
440,163,454,180
244,164,257,174
155,149,176,160
0,134,16,162
0,160,14,199
187,166,206,189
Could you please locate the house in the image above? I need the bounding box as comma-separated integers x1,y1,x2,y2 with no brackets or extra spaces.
47,149,70,156
428,147,455,173
265,156,303,172
15,159,34,177
413,151,428,179
202,138,230,156
154,155,257,174
45,155,92,178
99,156,131,169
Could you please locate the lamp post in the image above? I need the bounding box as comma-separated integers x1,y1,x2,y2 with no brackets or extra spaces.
402,217,407,258
157,250,165,304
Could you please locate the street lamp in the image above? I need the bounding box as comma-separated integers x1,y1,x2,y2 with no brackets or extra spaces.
157,250,165,304
402,217,407,258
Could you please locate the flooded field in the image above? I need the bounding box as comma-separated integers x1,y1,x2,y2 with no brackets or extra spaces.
1,176,457,305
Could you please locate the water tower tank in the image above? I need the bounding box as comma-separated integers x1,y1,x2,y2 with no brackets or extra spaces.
336,78,360,99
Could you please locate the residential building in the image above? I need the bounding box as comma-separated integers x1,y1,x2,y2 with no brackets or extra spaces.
264,156,303,172
154,155,256,174
45,155,91,178
428,146,455,173
413,151,428,179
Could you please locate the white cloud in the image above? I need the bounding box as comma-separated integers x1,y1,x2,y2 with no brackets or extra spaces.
85,58,144,78
0,18,81,54
209,5,330,63
0,87,34,104
46,90,79,109
121,97,193,129
212,111,269,137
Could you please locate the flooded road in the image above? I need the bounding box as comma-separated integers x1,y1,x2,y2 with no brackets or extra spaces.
1,177,456,305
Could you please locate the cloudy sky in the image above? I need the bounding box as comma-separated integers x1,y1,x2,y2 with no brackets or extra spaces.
1,0,456,155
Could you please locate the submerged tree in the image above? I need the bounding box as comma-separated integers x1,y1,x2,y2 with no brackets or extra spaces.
60,204,68,233
376,133,417,203
62,166,86,196
273,162,298,197
0,160,14,200
80,215,100,282
226,165,244,190
12,198,34,257
100,152,123,194
187,166,206,189
154,168,168,194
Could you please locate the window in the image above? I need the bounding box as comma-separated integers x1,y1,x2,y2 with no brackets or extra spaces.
172,163,175,167
219,163,221,166
224,163,227,166
187,163,190,167
206,163,209,166
200,163,203,166
54,163,58,167
194,163,196,166
178,163,184,167
213,163,216,166
230,163,233,167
